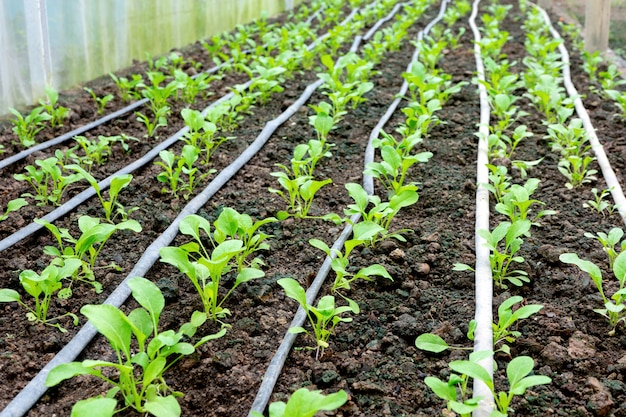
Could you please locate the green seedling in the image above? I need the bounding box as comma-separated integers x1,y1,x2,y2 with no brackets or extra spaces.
14,156,84,206
83,87,114,115
46,276,227,417
139,71,177,114
483,164,512,204
512,158,543,179
160,214,264,321
74,134,136,168
606,89,626,119
309,237,391,293
155,145,211,200
172,69,216,104
277,277,359,359
560,252,626,334
180,108,227,165
584,228,626,268
583,187,617,216
136,106,170,138
36,216,142,296
558,154,597,189
213,207,277,272
344,182,418,245
9,106,52,147
0,259,81,332
495,178,556,224
422,350,550,417
364,131,432,196
109,72,143,102
581,50,603,82
400,98,442,138
68,165,137,223
249,64,286,104
0,198,28,222
599,65,626,91
39,87,70,128
250,388,348,417
421,350,491,416
468,296,543,354
269,161,333,220
455,220,531,288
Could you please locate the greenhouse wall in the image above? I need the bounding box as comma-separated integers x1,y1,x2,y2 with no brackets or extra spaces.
0,0,301,116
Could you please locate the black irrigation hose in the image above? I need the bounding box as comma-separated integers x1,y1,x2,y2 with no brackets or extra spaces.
0,8,362,417
0,9,324,173
248,1,450,414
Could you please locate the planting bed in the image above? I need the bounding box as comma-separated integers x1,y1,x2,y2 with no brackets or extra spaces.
1,0,626,416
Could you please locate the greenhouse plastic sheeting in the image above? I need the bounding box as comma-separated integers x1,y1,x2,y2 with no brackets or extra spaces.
0,0,299,116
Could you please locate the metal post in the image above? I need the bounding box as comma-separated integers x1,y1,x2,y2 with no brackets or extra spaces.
538,0,550,8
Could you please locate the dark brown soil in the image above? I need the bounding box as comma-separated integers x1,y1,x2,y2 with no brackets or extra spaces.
1,1,626,416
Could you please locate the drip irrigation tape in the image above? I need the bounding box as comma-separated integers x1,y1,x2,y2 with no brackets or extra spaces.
248,1,450,415
0,6,357,254
468,0,495,415
0,7,360,416
532,3,626,226
0,8,323,173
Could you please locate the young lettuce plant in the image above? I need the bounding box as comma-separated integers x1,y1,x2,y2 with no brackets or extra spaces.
468,296,543,354
0,198,28,222
74,134,137,168
155,146,212,200
343,182,418,245
39,87,70,128
583,227,626,269
68,165,137,223
455,220,531,288
45,276,227,417
560,251,626,335
494,178,556,225
583,188,617,216
83,87,114,115
180,108,228,165
9,106,52,148
277,277,359,359
13,156,84,206
109,72,143,102
36,215,142,296
250,387,347,417
416,296,542,356
0,259,81,332
309,237,391,293
136,106,170,138
418,349,550,417
212,207,277,272
159,214,264,321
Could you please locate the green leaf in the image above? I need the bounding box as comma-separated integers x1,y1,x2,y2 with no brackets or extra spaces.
70,397,117,417
81,304,131,358
128,276,164,325
424,376,457,401
143,356,166,387
415,333,449,353
277,278,307,307
143,394,181,417
46,362,101,387
614,250,626,282
282,388,347,417
235,268,265,285
0,289,21,302
450,360,493,390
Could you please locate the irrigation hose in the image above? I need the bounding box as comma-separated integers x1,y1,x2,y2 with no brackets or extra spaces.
532,2,626,226
248,1,451,415
0,5,355,254
468,0,496,415
0,9,323,172
0,8,360,417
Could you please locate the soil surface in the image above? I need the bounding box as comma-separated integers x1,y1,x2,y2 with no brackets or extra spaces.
1,0,626,416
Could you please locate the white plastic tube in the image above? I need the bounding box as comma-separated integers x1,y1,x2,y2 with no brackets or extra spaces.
532,3,626,227
468,0,495,416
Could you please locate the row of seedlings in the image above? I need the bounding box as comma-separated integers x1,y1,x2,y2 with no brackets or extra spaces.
2,1,422,414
